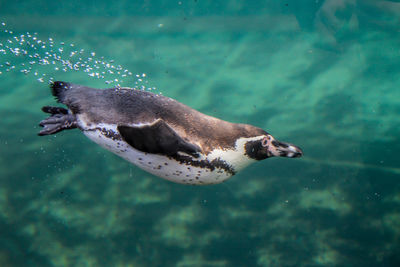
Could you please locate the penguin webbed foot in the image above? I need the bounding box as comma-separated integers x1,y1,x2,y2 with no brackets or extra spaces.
38,106,77,136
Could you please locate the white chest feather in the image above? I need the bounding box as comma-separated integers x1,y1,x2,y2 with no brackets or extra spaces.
78,119,257,185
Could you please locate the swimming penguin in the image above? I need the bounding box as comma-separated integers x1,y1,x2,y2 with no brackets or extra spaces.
39,81,303,185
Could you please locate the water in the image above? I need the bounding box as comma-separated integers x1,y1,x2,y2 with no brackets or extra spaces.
0,0,399,266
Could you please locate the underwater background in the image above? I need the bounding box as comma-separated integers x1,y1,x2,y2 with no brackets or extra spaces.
0,0,399,266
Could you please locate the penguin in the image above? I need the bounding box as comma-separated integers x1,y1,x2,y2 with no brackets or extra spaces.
39,81,303,185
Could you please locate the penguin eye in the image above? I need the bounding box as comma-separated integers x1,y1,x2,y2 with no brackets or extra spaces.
261,137,268,147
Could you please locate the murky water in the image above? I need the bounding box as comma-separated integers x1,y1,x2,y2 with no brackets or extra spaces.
0,1,399,266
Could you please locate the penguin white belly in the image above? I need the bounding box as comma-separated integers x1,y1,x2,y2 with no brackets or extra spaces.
81,123,231,185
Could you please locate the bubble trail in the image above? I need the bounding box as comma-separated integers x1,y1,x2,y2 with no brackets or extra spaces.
0,22,157,91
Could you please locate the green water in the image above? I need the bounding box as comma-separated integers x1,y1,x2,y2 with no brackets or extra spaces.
0,0,399,266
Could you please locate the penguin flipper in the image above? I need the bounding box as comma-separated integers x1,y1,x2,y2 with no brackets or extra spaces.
118,119,201,158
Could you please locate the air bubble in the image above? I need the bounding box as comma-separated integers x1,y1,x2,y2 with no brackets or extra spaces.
0,23,152,89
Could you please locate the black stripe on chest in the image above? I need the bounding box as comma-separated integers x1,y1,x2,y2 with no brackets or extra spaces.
171,154,236,176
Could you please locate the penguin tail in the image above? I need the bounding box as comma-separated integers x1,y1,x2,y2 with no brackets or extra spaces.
50,81,71,103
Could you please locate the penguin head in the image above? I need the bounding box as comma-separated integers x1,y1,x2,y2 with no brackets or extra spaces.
244,134,303,160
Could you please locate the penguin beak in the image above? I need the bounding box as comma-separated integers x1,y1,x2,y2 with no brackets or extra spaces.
267,135,303,158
